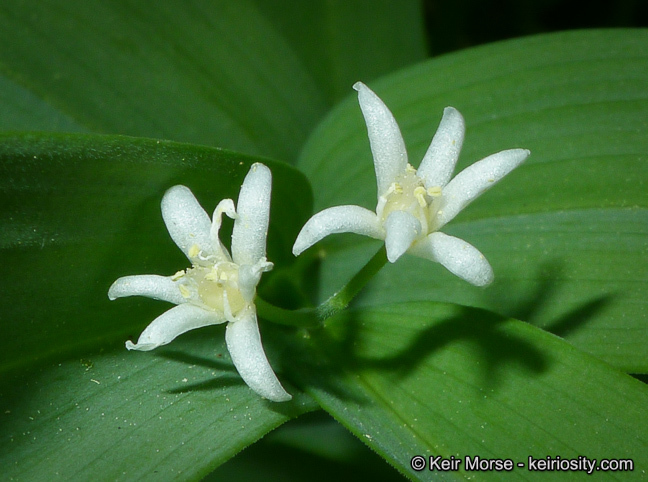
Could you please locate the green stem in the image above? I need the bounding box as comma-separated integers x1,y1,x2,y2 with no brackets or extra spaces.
316,245,387,319
257,246,388,328
255,297,320,328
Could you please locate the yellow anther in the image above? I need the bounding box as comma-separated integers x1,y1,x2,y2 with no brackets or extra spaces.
393,182,403,194
414,186,428,208
204,270,218,281
427,186,442,197
405,164,417,173
188,244,200,258
171,270,185,281
385,182,398,196
178,284,191,299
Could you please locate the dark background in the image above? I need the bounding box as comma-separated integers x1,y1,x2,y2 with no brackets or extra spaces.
424,0,648,54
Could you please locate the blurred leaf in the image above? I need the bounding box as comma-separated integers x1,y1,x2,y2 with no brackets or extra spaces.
297,29,648,371
251,0,428,104
0,1,326,160
209,412,402,481
0,75,87,132
282,302,648,480
0,133,312,373
0,331,318,481
0,0,427,162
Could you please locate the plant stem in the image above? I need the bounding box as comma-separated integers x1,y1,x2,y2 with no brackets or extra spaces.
254,297,320,328
257,246,388,328
316,245,387,319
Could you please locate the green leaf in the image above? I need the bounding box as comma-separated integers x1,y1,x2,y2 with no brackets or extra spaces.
0,1,326,160
0,133,316,478
297,29,648,371
0,132,313,373
283,302,648,480
0,75,87,132
251,0,428,104
0,0,427,161
0,331,318,481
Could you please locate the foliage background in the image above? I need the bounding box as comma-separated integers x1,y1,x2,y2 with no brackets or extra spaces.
0,1,646,481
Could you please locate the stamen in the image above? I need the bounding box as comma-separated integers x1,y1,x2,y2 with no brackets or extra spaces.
188,244,200,258
178,284,191,299
427,186,442,197
414,186,428,208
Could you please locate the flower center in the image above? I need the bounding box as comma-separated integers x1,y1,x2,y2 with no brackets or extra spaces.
181,262,247,316
377,164,442,235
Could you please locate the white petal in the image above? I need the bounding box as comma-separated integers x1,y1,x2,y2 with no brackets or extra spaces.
383,210,422,263
238,258,274,302
161,185,215,263
435,148,530,229
108,274,187,305
409,232,493,286
292,205,383,256
417,107,465,188
225,308,292,402
125,304,226,351
209,198,236,262
353,82,408,196
232,163,271,266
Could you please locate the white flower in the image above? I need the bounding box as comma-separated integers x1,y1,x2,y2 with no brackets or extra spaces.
293,82,530,287
109,163,291,402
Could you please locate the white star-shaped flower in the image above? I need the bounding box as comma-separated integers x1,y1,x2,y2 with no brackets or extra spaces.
109,163,291,402
293,82,530,286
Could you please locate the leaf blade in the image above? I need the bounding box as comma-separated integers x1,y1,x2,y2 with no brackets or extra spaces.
284,302,648,480
0,333,318,481
0,133,313,374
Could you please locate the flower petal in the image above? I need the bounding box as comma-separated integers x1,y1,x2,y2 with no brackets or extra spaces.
353,82,408,196
238,258,274,302
417,107,465,188
232,163,271,266
209,198,236,262
292,205,383,256
409,232,494,286
435,148,530,229
108,274,187,305
161,185,215,263
384,210,422,263
125,304,226,351
225,308,292,402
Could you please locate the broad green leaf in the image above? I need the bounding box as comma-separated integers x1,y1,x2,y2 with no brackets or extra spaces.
297,29,648,371
251,0,428,104
0,1,326,160
0,331,318,481
0,1,427,162
281,302,648,480
0,133,312,373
